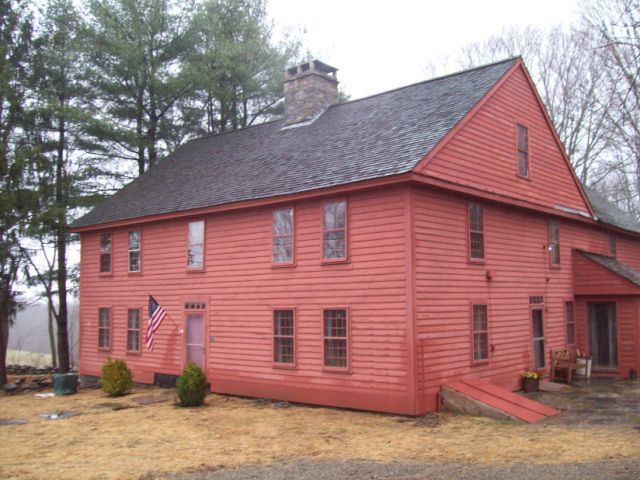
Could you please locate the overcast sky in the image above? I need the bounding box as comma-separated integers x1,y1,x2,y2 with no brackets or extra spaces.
268,0,580,99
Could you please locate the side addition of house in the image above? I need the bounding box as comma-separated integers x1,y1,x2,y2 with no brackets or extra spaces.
72,58,640,415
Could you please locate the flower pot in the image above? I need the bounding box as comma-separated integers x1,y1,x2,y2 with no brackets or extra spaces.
522,377,539,393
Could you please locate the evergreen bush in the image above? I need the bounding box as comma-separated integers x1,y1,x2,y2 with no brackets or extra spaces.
100,358,134,397
176,362,207,407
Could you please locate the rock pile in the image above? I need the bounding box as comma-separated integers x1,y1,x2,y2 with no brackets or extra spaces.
1,376,53,394
7,365,58,375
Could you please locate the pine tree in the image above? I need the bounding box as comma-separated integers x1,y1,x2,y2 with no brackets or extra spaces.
0,0,37,385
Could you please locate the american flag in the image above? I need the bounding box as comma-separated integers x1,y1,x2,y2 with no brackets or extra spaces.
146,295,167,351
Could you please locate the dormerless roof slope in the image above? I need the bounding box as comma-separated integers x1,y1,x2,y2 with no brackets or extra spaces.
580,251,640,287
583,186,640,235
74,58,517,228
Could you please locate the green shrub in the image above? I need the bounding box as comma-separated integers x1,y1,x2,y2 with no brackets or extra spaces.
100,358,134,397
176,362,207,407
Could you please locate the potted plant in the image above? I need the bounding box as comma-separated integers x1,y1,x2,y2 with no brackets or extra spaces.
521,370,540,392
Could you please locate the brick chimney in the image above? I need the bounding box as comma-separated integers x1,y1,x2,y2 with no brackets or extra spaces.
283,60,338,127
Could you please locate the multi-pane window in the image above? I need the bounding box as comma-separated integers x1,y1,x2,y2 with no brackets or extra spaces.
98,308,110,349
517,124,529,177
323,201,347,260
100,233,112,273
187,220,205,269
468,203,484,260
128,230,141,272
532,308,545,368
565,301,575,345
273,310,295,364
548,219,560,265
323,309,348,368
272,208,294,264
127,308,141,352
472,304,489,361
609,234,617,258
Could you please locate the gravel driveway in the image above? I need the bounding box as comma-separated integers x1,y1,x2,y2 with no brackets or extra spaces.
167,458,640,480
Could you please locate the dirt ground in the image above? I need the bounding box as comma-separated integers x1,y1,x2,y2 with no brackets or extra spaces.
0,379,639,480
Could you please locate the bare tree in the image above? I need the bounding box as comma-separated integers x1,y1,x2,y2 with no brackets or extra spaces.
583,0,640,218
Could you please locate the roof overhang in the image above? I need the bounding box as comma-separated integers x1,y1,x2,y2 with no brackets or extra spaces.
573,250,640,296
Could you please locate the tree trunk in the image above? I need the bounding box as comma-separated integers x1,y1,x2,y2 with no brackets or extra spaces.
56,232,70,372
0,289,9,386
55,110,70,373
48,303,57,369
137,89,146,175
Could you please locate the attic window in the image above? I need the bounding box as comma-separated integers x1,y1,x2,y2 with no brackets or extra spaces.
517,124,529,178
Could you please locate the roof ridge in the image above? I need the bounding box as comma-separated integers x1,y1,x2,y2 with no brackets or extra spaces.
182,57,520,145
326,56,520,109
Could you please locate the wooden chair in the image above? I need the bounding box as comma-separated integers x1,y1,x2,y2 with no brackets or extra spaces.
549,348,581,383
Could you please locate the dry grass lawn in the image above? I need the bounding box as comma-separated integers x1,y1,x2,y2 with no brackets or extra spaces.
1,384,639,480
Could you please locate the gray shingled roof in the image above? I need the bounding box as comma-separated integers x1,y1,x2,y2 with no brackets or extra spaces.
74,58,517,228
583,186,640,234
580,251,640,287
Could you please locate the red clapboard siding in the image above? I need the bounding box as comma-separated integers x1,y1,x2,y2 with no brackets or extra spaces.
420,65,591,215
411,186,640,409
79,186,415,414
573,253,640,296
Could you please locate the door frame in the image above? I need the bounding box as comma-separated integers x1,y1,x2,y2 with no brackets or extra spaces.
587,301,618,371
530,306,546,370
182,299,209,371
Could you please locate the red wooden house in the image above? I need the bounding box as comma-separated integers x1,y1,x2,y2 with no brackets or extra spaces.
72,58,640,415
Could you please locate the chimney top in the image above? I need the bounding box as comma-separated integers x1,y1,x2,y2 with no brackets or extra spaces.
282,60,339,127
286,60,338,79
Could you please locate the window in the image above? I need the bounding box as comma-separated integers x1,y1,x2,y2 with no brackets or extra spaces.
273,310,295,365
548,219,560,266
323,309,348,369
609,234,617,258
517,124,529,177
187,220,204,269
565,301,575,346
127,308,141,352
472,304,489,362
532,308,545,368
128,230,141,272
272,208,294,264
100,233,112,273
468,203,484,260
98,308,110,349
322,200,347,260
